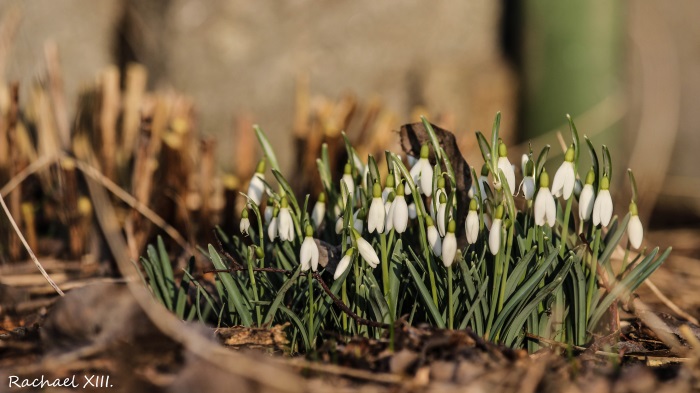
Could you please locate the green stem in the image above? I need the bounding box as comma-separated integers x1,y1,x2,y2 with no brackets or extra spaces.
585,227,602,321
498,224,515,312
308,272,315,349
381,233,389,298
341,280,348,333
448,265,454,330
247,251,262,326
559,196,574,257
620,240,631,279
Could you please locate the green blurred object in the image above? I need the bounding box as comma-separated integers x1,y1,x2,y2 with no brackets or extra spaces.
522,0,623,142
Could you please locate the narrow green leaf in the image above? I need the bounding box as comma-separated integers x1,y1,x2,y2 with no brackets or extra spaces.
405,254,445,328
208,244,253,326
254,125,280,172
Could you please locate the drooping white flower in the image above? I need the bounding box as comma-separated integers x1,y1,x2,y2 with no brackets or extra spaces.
385,192,395,231
534,170,556,227
592,175,613,227
311,192,326,229
335,216,344,234
352,229,379,268
341,163,354,197
408,203,417,219
409,144,434,196
368,183,386,234
392,183,409,233
465,199,480,244
353,210,364,234
495,142,516,195
521,156,536,200
442,220,457,267
300,226,320,272
579,169,596,221
267,207,279,241
240,209,251,236
426,216,442,257
264,205,273,224
628,201,643,249
436,192,447,237
247,159,266,206
431,177,446,219
489,205,504,255
469,165,489,200
334,249,354,279
552,146,576,199
278,197,295,242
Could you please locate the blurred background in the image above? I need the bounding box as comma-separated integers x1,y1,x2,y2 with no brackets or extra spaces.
0,0,698,269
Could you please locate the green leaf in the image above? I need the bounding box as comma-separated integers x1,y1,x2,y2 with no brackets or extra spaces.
279,306,311,352
535,145,551,178
208,244,253,326
405,253,445,328
254,125,280,172
504,247,538,299
147,245,172,310
264,267,302,325
157,236,176,303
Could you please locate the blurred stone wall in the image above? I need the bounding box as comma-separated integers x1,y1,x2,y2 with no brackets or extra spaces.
0,0,516,171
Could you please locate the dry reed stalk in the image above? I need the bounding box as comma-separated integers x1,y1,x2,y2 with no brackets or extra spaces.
292,73,310,139
6,83,23,260
100,66,121,181
233,113,255,179
120,63,147,167
44,42,70,150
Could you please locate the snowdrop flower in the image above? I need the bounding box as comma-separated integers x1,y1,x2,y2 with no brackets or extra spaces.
496,141,516,194
552,146,576,199
465,199,480,244
335,216,344,234
409,144,434,196
311,192,326,229
368,183,386,233
278,197,295,242
408,203,417,219
534,170,556,227
489,205,504,255
521,157,536,201
267,207,279,241
431,177,446,219
385,192,396,231
628,201,643,249
442,220,457,267
353,210,364,234
469,165,489,200
436,192,447,237
578,169,596,221
264,205,273,224
247,159,266,206
592,175,613,227
300,225,320,272
382,173,395,203
425,216,442,257
352,229,379,268
334,249,354,279
239,209,251,236
392,183,409,233
341,163,354,197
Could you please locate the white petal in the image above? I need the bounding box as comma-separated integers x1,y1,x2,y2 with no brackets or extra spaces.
408,203,417,219
300,237,313,271
497,157,516,194
385,201,395,231
308,237,320,271
489,219,502,255
599,190,613,227
357,238,380,268
442,233,456,267
247,174,265,205
267,217,278,241
483,213,492,231
592,195,602,226
240,218,250,235
578,185,595,221
478,177,488,199
312,202,325,229
562,165,575,199
437,203,446,237
342,174,354,195
353,218,364,234
545,191,557,227
427,226,442,257
382,187,393,203
368,198,385,234
421,162,434,197
264,206,273,224
534,188,549,226
523,177,535,200
334,255,352,279
410,159,423,186
393,196,409,233
552,162,575,199
335,217,344,234
628,215,643,249
466,211,479,244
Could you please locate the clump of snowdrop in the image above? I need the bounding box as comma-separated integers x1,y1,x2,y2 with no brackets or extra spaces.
552,146,576,199
496,141,516,194
334,249,354,279
489,205,504,255
392,183,409,233
352,228,379,268
534,170,556,227
278,197,295,242
442,220,457,267
410,143,434,196
465,199,479,244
